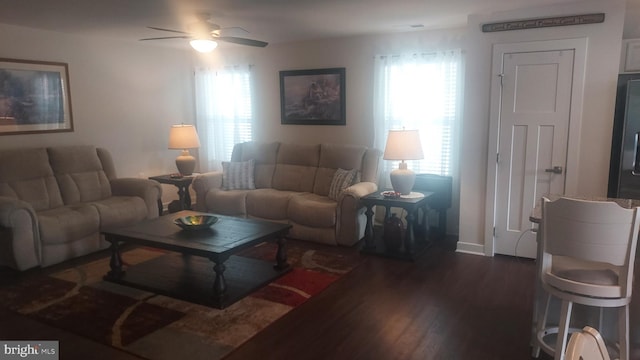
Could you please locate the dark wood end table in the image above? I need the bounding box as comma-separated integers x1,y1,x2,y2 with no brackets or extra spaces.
360,190,433,261
101,210,291,309
149,174,194,214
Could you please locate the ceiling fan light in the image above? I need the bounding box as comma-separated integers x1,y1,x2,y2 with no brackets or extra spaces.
190,39,218,53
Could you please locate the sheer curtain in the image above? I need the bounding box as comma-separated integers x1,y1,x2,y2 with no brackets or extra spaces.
194,65,253,172
373,50,463,188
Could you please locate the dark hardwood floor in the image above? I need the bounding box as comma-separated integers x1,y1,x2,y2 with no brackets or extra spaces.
1,238,638,360
227,240,547,360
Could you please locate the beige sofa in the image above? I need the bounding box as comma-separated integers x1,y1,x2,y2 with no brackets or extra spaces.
0,145,162,270
192,142,381,246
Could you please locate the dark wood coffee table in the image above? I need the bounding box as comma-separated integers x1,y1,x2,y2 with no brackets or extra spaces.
101,210,292,309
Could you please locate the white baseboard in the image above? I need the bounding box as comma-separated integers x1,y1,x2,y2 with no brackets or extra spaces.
455,241,485,256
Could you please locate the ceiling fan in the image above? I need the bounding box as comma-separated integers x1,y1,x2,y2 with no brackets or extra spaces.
140,15,268,53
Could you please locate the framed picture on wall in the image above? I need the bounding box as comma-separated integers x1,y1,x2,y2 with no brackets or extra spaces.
279,67,345,125
0,58,73,135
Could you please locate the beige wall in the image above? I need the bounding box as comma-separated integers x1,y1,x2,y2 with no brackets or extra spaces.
458,0,625,254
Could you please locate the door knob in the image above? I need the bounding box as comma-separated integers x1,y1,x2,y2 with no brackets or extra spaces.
544,166,563,174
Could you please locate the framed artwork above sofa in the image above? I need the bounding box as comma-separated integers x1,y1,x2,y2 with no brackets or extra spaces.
0,58,73,135
279,67,346,126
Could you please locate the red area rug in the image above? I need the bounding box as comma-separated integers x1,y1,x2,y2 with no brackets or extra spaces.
0,240,361,360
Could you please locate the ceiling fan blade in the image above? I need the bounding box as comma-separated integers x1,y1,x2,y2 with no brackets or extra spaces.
147,26,189,35
218,36,268,47
139,36,192,41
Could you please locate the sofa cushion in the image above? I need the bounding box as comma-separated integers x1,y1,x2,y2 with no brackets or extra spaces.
246,188,298,220
328,168,357,200
288,193,337,228
37,204,100,245
272,143,320,192
205,190,249,216
48,146,112,205
91,196,148,229
222,159,256,190
0,147,64,211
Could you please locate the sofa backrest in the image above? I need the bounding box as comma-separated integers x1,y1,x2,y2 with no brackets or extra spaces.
97,147,118,180
230,141,381,196
313,143,365,196
272,143,320,192
48,145,112,205
0,147,64,211
231,141,279,189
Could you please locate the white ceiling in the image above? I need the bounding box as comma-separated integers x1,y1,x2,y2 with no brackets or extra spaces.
0,0,637,49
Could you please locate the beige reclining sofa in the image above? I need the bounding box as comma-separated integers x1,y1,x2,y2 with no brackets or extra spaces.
192,142,381,246
0,145,162,270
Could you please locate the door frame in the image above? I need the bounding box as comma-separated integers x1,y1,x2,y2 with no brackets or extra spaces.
484,38,587,256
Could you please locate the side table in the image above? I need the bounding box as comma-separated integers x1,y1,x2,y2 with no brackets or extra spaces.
148,174,194,214
360,190,433,261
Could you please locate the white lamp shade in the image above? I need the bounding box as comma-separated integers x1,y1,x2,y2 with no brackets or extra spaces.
189,39,218,53
169,124,200,150
383,129,424,195
383,129,424,161
169,124,200,175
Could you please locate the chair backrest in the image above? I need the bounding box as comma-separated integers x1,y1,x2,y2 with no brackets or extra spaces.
541,197,640,299
565,326,611,360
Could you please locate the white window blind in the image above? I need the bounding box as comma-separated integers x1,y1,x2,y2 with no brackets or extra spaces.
373,50,462,182
195,65,253,172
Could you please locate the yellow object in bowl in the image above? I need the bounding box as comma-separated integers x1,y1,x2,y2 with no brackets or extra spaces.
174,215,218,230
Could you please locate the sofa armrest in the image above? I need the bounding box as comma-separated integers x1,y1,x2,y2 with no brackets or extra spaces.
0,196,36,228
110,178,163,218
192,171,224,211
0,196,40,270
335,182,378,246
341,181,378,200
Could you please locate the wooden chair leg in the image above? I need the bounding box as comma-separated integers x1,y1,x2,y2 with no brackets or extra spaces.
555,300,573,360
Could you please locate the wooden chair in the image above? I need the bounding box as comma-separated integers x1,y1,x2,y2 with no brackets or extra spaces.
535,197,640,360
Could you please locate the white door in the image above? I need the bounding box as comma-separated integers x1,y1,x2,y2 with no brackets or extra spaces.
493,50,574,258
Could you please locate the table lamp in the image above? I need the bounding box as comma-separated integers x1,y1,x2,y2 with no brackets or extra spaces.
168,124,201,176
383,129,424,195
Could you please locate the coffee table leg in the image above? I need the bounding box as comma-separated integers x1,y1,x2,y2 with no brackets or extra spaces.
274,236,289,271
104,238,125,280
212,255,229,304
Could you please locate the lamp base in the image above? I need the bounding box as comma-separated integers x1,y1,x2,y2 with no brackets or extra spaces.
389,163,416,195
175,150,196,176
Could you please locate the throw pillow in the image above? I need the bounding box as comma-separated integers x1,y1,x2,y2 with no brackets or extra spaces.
222,159,256,190
328,168,357,200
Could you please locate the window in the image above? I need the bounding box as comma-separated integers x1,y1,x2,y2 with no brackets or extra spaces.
373,50,462,183
195,65,253,171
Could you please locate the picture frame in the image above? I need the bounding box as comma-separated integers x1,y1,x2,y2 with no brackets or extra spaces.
280,67,345,125
0,58,73,135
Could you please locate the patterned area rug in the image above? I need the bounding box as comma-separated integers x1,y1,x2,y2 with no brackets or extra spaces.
0,241,361,360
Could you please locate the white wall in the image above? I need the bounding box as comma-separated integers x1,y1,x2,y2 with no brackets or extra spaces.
0,23,196,205
458,0,625,254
